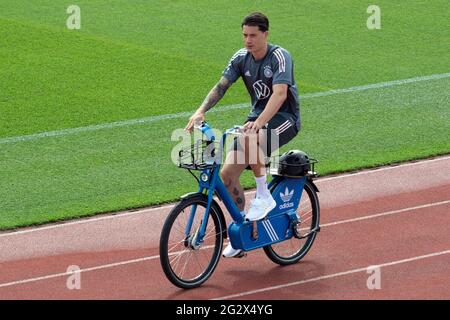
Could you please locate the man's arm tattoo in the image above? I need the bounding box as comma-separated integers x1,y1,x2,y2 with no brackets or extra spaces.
199,77,232,112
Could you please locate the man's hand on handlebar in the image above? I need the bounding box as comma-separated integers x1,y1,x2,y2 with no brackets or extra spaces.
185,112,205,133
243,120,263,134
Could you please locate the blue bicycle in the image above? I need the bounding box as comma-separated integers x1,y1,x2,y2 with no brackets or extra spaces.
159,122,321,289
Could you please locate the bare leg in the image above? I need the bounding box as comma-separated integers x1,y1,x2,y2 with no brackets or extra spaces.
221,130,270,211
249,129,268,177
220,149,248,211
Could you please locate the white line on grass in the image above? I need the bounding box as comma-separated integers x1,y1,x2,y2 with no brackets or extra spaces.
0,104,246,145
300,72,450,99
1,72,449,145
0,199,448,289
211,249,450,300
0,155,448,238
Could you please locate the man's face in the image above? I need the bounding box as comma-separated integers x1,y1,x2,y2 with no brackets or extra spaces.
242,25,268,53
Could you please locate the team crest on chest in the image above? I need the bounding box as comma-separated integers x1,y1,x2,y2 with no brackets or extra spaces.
264,65,273,78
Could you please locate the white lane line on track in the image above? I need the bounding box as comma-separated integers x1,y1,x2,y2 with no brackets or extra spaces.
0,155,448,238
320,200,450,227
0,199,448,289
0,255,159,289
317,155,450,183
211,249,450,300
1,72,449,145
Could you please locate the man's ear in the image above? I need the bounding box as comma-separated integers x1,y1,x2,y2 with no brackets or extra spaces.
264,31,269,40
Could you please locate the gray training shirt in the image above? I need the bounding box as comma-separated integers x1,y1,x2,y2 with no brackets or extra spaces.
222,44,300,131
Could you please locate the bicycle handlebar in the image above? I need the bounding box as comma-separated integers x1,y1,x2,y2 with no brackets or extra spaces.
194,121,215,141
194,121,244,141
225,125,244,136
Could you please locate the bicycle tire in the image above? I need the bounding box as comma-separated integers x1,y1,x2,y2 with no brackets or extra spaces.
263,180,320,265
159,194,224,289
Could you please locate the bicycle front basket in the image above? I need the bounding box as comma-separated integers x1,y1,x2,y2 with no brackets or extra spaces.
178,139,221,170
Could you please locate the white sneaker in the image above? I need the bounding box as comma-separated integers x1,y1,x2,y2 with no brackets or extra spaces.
222,242,242,258
246,195,276,221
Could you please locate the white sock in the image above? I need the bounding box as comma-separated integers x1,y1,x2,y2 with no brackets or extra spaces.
255,175,270,199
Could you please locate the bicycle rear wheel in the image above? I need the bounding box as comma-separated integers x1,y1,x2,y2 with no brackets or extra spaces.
159,194,224,289
264,180,320,265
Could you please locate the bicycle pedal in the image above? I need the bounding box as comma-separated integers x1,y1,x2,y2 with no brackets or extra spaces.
234,251,247,258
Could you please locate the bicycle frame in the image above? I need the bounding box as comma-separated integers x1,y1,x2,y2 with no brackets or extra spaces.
182,122,316,250
185,125,246,246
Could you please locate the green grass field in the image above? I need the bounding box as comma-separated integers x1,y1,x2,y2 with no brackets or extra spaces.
1,0,449,230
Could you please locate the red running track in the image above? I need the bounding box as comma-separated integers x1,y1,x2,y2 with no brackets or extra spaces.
0,155,449,299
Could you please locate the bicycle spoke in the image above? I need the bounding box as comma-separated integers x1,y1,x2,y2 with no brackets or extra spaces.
202,230,221,242
169,248,189,264
289,238,295,255
203,225,215,238
175,209,186,233
167,239,185,253
179,250,193,278
170,250,185,273
192,251,206,277
299,208,312,217
171,223,187,237
197,247,211,268
298,203,310,212
301,214,313,225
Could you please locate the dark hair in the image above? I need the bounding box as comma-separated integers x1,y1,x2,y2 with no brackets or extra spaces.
241,12,269,32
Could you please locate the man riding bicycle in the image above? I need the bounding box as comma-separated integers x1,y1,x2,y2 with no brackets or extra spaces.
185,12,301,257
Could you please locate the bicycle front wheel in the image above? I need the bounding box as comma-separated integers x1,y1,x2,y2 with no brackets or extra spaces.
264,180,320,265
159,194,224,289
